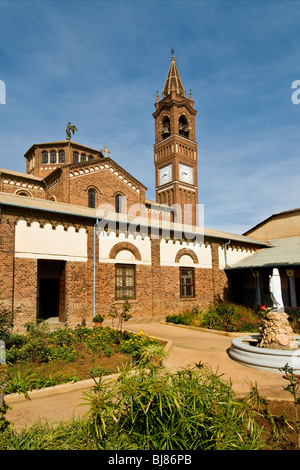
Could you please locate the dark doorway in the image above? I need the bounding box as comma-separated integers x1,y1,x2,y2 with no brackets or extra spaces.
37,260,66,320
39,278,60,319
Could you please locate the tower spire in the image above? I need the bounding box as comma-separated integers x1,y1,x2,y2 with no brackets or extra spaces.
162,50,185,98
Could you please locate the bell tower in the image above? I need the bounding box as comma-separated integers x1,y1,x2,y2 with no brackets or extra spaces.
153,51,198,226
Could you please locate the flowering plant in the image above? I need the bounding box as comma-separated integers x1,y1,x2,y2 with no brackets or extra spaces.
236,313,261,332
260,305,272,315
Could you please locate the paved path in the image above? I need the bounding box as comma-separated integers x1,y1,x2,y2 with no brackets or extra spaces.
6,319,292,432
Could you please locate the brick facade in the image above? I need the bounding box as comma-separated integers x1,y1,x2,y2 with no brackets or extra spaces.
0,55,265,327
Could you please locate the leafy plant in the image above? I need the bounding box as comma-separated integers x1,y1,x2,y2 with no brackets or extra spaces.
0,307,14,344
107,296,132,340
280,363,300,448
136,343,168,367
0,364,9,432
81,363,264,450
166,301,262,333
165,313,187,325
93,314,104,324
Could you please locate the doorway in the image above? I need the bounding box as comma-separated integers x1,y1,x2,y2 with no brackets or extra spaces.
37,260,66,321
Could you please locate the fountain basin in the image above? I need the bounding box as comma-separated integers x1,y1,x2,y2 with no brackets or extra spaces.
228,334,300,374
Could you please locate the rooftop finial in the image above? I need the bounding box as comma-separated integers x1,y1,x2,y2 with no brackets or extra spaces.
171,48,175,57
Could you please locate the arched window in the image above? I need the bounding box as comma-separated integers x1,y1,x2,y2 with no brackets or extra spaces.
58,150,65,163
88,188,96,208
115,194,123,213
15,190,32,197
50,151,56,164
73,151,79,163
178,115,189,138
162,117,170,139
81,154,86,162
88,155,94,161
41,151,48,164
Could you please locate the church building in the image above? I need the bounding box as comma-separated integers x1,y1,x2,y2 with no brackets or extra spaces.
0,54,276,327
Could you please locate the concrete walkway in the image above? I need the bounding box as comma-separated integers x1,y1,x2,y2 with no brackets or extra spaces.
6,318,293,432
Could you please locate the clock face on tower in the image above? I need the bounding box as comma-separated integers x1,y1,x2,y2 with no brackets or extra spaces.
159,164,172,184
179,164,193,183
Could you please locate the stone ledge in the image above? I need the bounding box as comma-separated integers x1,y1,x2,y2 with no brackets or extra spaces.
160,321,249,337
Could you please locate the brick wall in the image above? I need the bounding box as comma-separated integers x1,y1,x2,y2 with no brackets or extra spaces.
0,213,16,314
0,204,234,327
13,258,37,327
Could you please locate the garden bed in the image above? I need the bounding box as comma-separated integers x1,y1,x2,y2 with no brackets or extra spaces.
3,323,161,396
165,301,300,335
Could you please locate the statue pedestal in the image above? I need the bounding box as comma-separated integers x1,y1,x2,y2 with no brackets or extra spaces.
258,311,298,350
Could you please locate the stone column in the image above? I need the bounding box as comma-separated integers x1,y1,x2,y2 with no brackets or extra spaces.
287,269,297,307
253,271,261,306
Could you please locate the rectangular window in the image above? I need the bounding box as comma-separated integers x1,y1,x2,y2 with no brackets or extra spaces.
180,268,195,298
115,264,135,300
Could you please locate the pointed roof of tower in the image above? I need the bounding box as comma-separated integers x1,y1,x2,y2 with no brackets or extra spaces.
162,50,185,98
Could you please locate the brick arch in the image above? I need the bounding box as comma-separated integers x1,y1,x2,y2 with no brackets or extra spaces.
175,248,198,264
14,189,33,197
109,242,142,261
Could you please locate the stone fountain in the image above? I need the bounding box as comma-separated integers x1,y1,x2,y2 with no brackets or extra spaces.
228,268,300,374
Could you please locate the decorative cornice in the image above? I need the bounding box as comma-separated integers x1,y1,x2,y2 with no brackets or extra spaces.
69,162,141,194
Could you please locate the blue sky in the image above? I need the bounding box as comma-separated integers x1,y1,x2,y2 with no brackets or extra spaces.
0,0,300,234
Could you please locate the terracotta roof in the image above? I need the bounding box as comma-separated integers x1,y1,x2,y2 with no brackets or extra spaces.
0,168,44,181
162,54,185,98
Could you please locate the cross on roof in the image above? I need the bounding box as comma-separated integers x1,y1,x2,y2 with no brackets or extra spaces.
101,145,111,158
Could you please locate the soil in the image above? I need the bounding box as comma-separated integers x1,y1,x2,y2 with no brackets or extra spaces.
256,400,300,450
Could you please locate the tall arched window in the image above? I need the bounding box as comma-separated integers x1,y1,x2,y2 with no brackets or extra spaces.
81,154,86,162
41,151,48,164
73,151,79,163
115,194,123,213
178,115,189,138
88,189,96,208
50,151,56,164
58,150,65,163
162,117,170,139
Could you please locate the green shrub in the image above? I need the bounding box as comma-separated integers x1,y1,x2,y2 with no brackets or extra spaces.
0,420,96,450
203,301,236,331
165,313,187,325
166,302,262,332
82,363,263,450
0,308,14,344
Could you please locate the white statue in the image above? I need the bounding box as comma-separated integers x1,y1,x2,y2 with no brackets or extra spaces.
269,268,284,311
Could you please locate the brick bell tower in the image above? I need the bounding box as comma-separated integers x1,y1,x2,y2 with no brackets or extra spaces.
153,51,198,226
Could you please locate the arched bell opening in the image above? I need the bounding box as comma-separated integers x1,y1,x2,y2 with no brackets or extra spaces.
162,117,171,139
178,115,189,138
